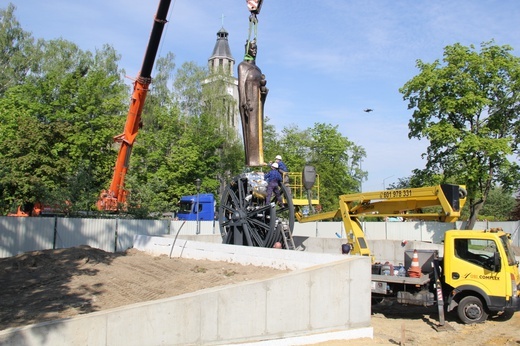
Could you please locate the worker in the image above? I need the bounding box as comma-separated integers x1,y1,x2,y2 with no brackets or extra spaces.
274,155,288,173
274,155,290,187
273,242,282,249
264,162,283,207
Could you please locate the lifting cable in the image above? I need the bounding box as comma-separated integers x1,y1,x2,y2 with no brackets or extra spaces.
244,0,263,61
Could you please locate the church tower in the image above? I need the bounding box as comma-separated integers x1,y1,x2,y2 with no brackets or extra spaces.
206,26,241,197
206,27,240,131
208,27,235,75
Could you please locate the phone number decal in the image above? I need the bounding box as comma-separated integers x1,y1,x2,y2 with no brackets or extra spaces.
380,189,413,199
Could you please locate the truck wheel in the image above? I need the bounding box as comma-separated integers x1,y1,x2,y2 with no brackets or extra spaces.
371,297,385,305
457,296,488,324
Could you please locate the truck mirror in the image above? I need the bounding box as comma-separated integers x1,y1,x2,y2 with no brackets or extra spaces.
493,252,501,272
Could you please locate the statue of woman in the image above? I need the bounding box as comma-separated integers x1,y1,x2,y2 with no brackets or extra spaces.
238,39,268,167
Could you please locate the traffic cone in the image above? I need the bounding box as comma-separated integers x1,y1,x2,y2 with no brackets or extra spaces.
407,249,421,278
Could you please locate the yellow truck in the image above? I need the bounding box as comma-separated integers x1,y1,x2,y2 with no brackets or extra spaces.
369,227,519,324
218,169,519,324
297,184,520,324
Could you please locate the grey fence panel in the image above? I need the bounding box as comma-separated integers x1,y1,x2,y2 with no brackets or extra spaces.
197,220,217,235
455,221,519,247
117,219,170,252
170,220,192,235
474,221,489,230
205,220,218,234
55,218,117,252
489,221,519,247
384,222,415,241
457,221,496,230
171,220,217,236
366,221,455,242
489,221,518,233
362,222,386,240
316,222,343,238
509,221,520,247
293,222,320,237
307,221,460,242
1,218,518,259
0,217,55,258
422,222,458,243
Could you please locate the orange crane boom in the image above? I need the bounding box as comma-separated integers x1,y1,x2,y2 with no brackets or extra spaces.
97,0,172,212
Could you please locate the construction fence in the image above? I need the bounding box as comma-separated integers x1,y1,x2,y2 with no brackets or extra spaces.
0,216,518,258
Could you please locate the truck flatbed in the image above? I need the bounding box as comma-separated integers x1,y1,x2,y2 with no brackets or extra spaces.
371,274,431,286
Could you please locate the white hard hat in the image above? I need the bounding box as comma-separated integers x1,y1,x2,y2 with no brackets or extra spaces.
271,162,279,168
275,155,282,160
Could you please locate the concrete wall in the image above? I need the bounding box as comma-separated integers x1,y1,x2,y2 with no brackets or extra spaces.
177,234,443,266
0,236,373,346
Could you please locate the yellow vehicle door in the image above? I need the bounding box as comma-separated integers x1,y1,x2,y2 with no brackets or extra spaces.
445,235,508,298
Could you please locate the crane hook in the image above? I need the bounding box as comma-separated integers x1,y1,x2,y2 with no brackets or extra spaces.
246,0,263,15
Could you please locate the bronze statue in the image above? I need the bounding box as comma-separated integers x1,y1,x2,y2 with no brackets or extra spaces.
238,39,268,166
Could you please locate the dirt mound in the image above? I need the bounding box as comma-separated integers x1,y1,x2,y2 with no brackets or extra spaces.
0,245,116,272
0,246,286,331
1,245,519,346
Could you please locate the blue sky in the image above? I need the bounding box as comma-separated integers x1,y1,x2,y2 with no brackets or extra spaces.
9,0,520,191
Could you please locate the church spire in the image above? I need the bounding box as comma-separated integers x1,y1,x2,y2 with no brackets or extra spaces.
208,26,235,75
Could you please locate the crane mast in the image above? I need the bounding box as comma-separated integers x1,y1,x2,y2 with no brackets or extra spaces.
97,0,172,212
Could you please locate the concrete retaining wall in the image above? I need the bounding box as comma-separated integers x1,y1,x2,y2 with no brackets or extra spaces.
0,236,373,346
177,234,443,266
137,236,355,271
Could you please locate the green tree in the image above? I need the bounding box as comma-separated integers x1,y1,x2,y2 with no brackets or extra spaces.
400,41,520,229
124,52,183,215
0,4,35,96
308,123,366,210
512,191,520,220
126,58,244,215
263,121,313,175
201,68,244,197
263,121,367,211
0,36,127,214
478,187,516,221
388,177,412,189
173,61,206,118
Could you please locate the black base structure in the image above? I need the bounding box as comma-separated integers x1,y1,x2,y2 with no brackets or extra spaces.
219,173,294,248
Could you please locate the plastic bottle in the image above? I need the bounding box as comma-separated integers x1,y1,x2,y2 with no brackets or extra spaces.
398,263,406,277
381,262,393,275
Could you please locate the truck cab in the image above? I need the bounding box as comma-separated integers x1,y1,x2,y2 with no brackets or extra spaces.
177,193,215,221
443,229,520,323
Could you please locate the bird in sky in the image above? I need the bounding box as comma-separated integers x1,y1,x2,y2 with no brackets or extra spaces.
363,108,373,113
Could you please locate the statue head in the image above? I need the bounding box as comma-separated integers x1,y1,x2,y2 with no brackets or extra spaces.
244,39,257,61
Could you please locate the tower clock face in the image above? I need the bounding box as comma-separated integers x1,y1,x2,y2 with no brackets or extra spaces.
227,86,234,95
